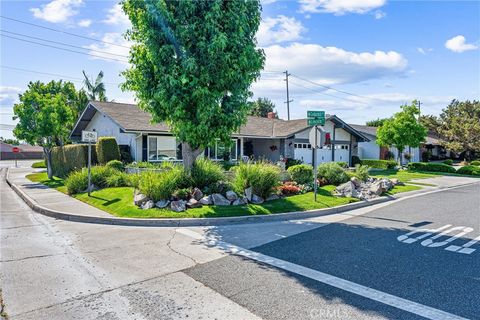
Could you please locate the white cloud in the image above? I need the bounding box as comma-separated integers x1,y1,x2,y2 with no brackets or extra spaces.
0,86,22,103
374,10,386,19
77,19,92,27
417,47,433,55
445,35,478,53
84,33,132,64
30,0,83,23
103,3,131,27
257,15,307,46
299,0,386,15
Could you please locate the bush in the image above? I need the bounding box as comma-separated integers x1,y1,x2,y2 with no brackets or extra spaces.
51,144,95,177
138,165,190,201
287,164,313,185
351,155,361,166
278,181,302,196
285,158,302,169
335,161,348,168
173,188,191,200
119,145,133,163
407,162,456,173
191,158,225,189
317,162,349,186
471,160,480,166
105,171,131,187
353,164,370,181
203,180,234,195
65,166,118,194
96,137,120,165
442,159,453,166
32,160,46,168
456,165,480,176
421,151,431,162
385,151,395,160
233,162,280,198
106,160,124,171
361,159,397,169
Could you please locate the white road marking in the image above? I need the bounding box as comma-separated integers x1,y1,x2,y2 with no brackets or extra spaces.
177,228,469,320
397,225,452,244
445,235,480,254
421,226,473,248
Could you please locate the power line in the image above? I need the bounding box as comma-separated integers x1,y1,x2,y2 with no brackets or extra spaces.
1,29,130,58
289,80,370,105
1,34,129,63
0,15,131,49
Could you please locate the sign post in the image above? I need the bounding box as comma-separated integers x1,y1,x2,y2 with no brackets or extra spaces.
81,131,98,196
12,146,20,168
308,116,325,202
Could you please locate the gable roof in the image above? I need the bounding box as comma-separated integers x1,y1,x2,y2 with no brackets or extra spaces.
71,101,368,141
349,123,442,145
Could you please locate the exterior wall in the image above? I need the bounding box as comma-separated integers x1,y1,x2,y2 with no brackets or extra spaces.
358,140,380,159
250,138,281,162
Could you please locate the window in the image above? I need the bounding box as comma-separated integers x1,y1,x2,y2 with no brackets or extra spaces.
207,139,238,161
147,136,177,161
294,143,312,150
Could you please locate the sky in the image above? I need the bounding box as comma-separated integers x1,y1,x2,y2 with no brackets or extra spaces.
1,0,479,140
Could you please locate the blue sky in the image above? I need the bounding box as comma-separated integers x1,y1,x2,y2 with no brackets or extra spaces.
1,0,479,139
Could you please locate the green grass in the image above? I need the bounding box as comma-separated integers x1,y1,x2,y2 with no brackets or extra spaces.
27,172,68,193
31,160,46,168
369,169,437,182
384,184,422,195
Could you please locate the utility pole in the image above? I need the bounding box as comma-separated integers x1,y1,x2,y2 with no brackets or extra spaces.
417,100,422,121
283,70,293,120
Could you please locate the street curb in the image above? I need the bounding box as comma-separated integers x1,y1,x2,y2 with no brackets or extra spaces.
8,169,478,227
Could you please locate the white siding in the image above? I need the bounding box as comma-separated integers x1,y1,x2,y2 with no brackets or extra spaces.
358,140,380,159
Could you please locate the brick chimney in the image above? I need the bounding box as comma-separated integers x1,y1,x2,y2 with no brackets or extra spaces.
267,112,276,119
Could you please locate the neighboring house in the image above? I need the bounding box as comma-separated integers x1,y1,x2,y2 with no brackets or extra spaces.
70,101,369,166
349,124,450,162
0,141,43,160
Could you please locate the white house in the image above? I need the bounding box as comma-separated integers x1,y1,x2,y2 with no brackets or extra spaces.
70,101,370,166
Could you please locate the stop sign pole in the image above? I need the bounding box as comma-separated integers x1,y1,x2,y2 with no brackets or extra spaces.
308,111,326,202
12,146,20,168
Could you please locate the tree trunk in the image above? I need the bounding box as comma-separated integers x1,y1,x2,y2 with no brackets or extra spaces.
43,147,53,179
181,142,203,172
397,147,404,166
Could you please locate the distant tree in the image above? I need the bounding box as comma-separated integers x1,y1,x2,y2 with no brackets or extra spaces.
437,100,480,160
249,97,277,118
13,81,77,179
419,115,441,134
0,137,20,145
121,0,265,170
366,118,388,127
82,70,107,101
376,101,427,164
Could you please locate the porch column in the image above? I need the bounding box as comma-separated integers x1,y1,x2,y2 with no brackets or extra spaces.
240,137,244,159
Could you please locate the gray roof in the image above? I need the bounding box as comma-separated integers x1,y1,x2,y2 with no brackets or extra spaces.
349,123,442,145
71,101,369,141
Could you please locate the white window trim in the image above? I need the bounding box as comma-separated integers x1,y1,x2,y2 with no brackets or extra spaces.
208,138,238,161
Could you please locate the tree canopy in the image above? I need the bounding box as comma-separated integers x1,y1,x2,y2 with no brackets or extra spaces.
121,0,265,169
249,97,277,118
82,70,107,102
376,101,427,163
366,118,388,127
13,80,79,178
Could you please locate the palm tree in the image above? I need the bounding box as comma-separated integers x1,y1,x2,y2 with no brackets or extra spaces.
82,70,107,101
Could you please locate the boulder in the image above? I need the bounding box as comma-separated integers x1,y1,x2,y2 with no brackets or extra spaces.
170,200,186,212
199,195,213,205
186,198,202,208
266,194,280,201
212,193,231,206
155,199,170,209
369,180,384,196
244,187,253,201
350,177,361,188
141,200,155,209
232,196,248,206
192,188,204,201
390,178,404,186
250,194,264,204
380,178,393,191
134,191,149,207
225,190,238,201
335,181,358,198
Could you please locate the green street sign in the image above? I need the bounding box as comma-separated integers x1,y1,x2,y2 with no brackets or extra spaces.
308,118,325,126
307,110,325,118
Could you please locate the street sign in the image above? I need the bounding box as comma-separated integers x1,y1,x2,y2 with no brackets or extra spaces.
308,118,325,126
12,147,20,153
307,110,325,118
82,130,98,143
308,126,325,149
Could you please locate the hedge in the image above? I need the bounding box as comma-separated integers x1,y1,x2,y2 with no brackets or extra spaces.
51,144,97,177
456,165,480,176
287,164,313,185
96,137,120,165
361,159,397,169
471,160,480,166
407,162,456,173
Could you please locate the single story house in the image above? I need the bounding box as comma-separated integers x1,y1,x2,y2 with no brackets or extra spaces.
0,141,43,160
70,101,370,166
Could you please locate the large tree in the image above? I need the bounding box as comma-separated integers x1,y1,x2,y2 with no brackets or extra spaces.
366,118,388,127
121,0,265,170
13,81,78,178
437,100,480,159
376,101,427,164
82,70,107,101
249,97,277,118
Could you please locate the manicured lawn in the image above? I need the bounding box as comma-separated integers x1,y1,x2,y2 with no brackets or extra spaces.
385,184,422,195
369,169,437,182
27,172,68,193
31,160,46,168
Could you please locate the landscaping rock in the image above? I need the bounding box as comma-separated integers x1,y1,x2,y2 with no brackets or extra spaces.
155,199,170,209
170,200,186,212
232,196,248,206
225,190,238,201
335,181,359,198
266,194,280,201
186,198,202,208
133,191,149,207
199,195,213,205
350,177,361,188
212,193,231,206
390,178,404,186
250,194,264,204
192,188,203,201
380,178,393,191
244,187,253,201
369,180,384,196
141,200,155,209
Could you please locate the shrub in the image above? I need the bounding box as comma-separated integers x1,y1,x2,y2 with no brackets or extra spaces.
385,151,395,160
317,162,349,186
220,161,237,171
32,160,46,168
335,161,348,168
278,181,302,196
191,158,225,189
361,159,397,169
173,188,191,200
421,151,431,162
456,165,480,176
96,137,120,165
51,144,95,177
287,164,313,185
233,162,280,198
105,171,130,187
351,155,361,166
203,180,234,195
471,160,480,166
65,166,117,194
442,159,453,166
353,164,370,181
106,160,124,171
138,165,189,201
407,162,456,173
119,145,133,163
285,158,302,169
